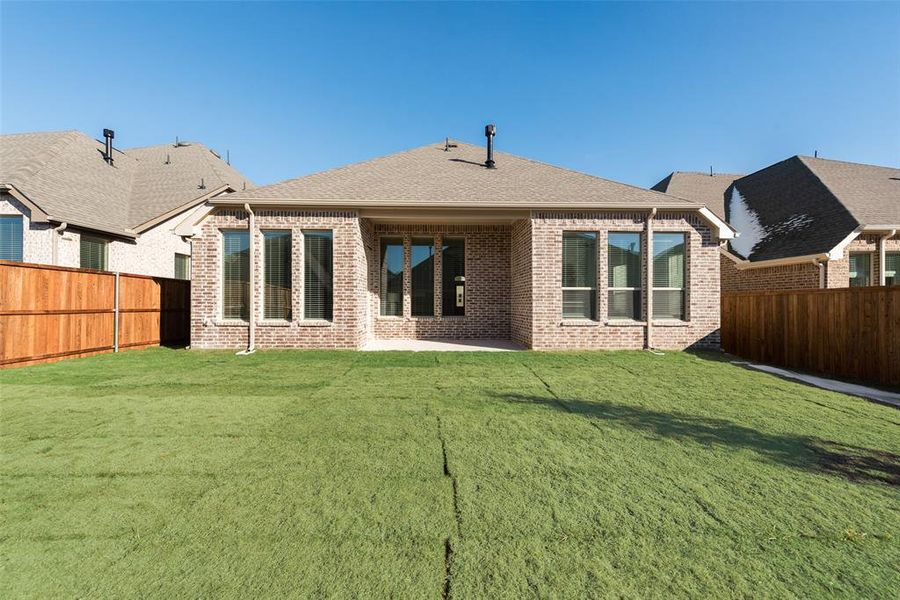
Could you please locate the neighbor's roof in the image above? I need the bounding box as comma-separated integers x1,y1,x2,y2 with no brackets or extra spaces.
726,155,900,262
221,140,702,210
0,130,252,236
651,171,742,220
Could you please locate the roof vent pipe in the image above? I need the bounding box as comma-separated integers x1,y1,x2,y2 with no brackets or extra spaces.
103,129,115,165
484,124,496,169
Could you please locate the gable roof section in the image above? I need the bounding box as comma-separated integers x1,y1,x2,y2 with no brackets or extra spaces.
651,171,742,220
0,130,253,236
727,156,899,262
225,141,700,210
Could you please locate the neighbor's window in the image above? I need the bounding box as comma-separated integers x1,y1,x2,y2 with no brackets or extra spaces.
174,253,190,280
222,230,250,320
80,235,108,271
886,252,899,286
0,215,23,262
608,232,642,320
304,230,333,320
562,232,597,320
380,237,404,316
264,231,292,320
653,233,686,320
442,237,465,317
849,252,871,287
411,237,435,317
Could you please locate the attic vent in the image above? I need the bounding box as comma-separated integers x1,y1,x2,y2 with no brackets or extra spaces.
174,136,190,147
102,129,115,166
444,138,458,152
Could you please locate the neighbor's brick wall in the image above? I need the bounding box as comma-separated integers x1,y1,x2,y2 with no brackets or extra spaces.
190,208,366,350
510,218,533,347
529,211,720,351
366,224,511,339
720,254,821,292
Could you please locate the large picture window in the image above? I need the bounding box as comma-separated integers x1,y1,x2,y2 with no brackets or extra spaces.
80,235,108,271
886,252,899,287
442,237,465,317
304,230,333,320
264,231,292,320
652,233,686,320
411,237,435,317
380,237,403,316
0,215,23,262
222,230,250,320
849,252,871,287
562,232,597,320
608,232,642,320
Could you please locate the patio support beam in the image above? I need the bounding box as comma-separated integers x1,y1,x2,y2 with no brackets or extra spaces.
646,207,656,350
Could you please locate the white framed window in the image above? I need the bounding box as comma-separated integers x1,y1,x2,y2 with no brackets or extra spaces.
222,230,250,321
263,230,292,320
562,232,597,320
653,232,686,320
608,232,642,320
885,252,899,287
80,235,108,271
303,230,333,320
174,253,190,280
380,237,403,316
849,252,872,287
0,215,23,262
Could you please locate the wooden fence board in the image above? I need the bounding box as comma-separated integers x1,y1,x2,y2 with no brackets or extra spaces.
0,261,189,368
722,286,900,387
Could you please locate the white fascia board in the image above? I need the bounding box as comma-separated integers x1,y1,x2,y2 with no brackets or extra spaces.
697,206,736,239
825,227,863,260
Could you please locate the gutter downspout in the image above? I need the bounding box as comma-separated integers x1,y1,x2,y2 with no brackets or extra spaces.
817,259,825,289
879,230,896,286
237,203,256,355
646,208,656,350
51,222,67,265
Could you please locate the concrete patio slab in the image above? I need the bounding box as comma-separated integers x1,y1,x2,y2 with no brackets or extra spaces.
362,338,524,352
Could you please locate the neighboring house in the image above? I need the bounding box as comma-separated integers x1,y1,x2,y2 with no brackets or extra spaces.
182,133,734,351
0,129,252,278
653,156,900,292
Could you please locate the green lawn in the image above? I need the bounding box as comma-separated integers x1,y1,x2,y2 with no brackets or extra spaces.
1,349,898,598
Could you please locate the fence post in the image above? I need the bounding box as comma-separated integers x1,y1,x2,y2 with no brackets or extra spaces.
113,272,120,352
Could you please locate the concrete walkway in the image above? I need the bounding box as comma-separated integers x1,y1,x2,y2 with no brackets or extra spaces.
734,361,900,408
362,338,524,352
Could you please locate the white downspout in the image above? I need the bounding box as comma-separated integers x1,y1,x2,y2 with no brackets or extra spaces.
817,259,825,289
879,230,896,286
237,203,256,355
52,222,67,265
645,207,656,350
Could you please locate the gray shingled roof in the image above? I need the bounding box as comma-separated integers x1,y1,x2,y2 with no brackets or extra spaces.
651,172,742,219
728,156,899,262
0,130,252,236
226,141,701,209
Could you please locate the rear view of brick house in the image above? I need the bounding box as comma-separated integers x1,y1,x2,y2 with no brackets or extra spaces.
185,130,734,351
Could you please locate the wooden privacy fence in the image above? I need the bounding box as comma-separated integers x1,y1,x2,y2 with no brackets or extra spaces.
721,286,900,387
0,261,190,368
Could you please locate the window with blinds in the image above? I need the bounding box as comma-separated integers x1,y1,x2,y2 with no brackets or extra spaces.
222,230,249,320
652,233,686,320
0,215,23,262
562,232,597,319
886,252,899,287
411,237,435,317
608,232,642,320
174,253,190,280
849,253,871,287
264,231,292,320
442,237,465,317
80,235,108,271
380,237,403,316
304,230,333,320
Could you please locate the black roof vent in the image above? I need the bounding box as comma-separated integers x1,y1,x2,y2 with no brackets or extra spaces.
484,124,496,169
102,129,115,166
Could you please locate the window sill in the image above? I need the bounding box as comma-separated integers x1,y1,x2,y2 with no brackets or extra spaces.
216,319,249,327
605,319,646,327
376,315,405,321
298,320,333,328
560,319,600,327
259,320,291,328
652,319,690,327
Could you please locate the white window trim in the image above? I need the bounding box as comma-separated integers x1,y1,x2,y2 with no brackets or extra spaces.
220,228,250,323
849,251,873,286
301,229,334,322
261,229,292,323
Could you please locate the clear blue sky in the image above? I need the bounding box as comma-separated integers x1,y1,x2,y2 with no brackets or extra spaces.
2,1,898,188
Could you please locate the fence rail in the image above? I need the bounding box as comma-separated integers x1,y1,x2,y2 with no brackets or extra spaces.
721,286,900,387
0,261,190,368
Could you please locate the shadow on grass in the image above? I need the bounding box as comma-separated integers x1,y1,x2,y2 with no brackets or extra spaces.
495,392,899,487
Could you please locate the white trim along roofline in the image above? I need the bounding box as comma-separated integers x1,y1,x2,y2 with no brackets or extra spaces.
720,225,872,270
131,184,234,233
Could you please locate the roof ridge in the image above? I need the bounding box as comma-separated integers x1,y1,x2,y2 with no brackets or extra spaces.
797,154,900,171
792,156,861,229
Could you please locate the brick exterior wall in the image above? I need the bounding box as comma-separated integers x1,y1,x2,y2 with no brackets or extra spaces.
1,191,192,279
528,211,721,351
190,208,723,351
721,233,900,292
